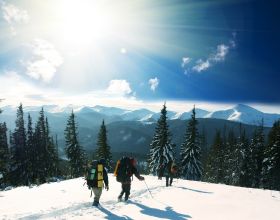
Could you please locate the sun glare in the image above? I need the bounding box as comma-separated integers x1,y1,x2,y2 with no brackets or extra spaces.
57,0,122,47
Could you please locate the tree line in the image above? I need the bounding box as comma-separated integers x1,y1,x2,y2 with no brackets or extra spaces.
0,104,112,187
147,103,280,191
0,103,279,191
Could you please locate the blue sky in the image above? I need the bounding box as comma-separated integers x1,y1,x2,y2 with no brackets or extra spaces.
0,0,279,112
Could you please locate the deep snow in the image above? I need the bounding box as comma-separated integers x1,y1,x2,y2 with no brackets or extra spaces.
0,174,279,220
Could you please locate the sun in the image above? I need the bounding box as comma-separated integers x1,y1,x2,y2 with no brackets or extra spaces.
56,0,124,47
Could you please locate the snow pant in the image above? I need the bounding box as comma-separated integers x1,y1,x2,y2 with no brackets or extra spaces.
119,183,131,201
166,176,173,186
92,187,103,203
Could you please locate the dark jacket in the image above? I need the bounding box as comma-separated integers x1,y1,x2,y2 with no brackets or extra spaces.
122,162,142,184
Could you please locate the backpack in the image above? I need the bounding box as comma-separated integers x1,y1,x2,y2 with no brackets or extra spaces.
114,157,132,182
87,160,104,188
171,162,177,174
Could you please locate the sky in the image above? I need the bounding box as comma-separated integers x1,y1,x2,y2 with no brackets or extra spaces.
0,0,279,113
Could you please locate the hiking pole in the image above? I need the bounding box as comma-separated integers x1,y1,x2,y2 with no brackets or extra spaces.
144,180,153,199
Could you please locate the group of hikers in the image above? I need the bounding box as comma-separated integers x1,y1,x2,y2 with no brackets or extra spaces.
86,156,177,206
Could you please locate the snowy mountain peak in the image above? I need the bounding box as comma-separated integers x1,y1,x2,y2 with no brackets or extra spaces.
233,104,262,114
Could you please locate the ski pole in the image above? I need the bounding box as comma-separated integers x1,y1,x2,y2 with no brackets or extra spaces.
144,180,153,199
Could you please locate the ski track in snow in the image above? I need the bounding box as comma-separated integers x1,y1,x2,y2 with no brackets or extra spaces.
0,174,279,220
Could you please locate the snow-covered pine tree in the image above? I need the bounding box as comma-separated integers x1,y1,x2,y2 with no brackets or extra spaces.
26,113,34,184
0,122,9,186
231,125,246,186
64,111,85,178
223,130,237,185
94,120,112,171
45,117,58,178
33,108,48,183
180,106,202,180
148,103,175,175
10,104,28,186
204,130,224,183
262,120,280,190
250,121,265,188
239,131,253,187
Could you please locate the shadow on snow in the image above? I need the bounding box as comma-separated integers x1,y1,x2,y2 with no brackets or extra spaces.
129,200,191,220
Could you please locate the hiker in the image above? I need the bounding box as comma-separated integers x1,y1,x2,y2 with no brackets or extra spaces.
86,159,109,206
114,156,145,201
158,160,177,187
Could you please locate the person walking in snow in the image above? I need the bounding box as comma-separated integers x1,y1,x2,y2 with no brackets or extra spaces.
158,160,177,187
114,156,145,201
86,159,109,206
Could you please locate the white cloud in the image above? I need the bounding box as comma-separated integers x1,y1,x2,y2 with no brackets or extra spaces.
192,59,211,72
181,57,191,68
211,44,229,62
23,39,63,82
1,1,29,35
148,77,159,91
106,79,132,96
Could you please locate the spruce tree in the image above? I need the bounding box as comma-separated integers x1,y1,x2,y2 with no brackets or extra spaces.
0,122,9,186
33,108,47,183
262,120,280,190
26,114,34,184
204,130,224,183
148,103,175,175
180,106,202,180
223,130,237,185
45,117,58,177
250,122,265,188
239,131,253,187
10,104,28,186
64,111,85,178
95,120,112,171
231,125,246,186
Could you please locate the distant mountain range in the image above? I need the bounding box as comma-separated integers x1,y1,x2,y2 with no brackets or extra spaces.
0,104,278,157
1,103,279,128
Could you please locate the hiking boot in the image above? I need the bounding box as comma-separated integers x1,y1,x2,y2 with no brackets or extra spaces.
92,201,99,206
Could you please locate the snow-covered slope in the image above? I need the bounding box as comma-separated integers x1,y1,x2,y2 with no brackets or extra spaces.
0,174,279,220
206,104,280,127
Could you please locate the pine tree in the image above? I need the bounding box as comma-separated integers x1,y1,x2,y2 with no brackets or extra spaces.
223,130,237,185
148,103,175,175
94,120,112,171
10,104,28,186
26,114,34,184
45,117,58,178
64,111,85,178
33,108,47,183
180,106,202,180
250,121,265,188
239,130,253,187
0,122,10,186
231,125,246,186
262,120,280,190
204,130,224,183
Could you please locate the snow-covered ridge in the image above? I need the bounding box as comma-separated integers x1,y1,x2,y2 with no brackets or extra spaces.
1,104,279,127
0,174,279,220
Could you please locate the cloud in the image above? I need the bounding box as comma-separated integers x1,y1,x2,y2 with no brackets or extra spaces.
182,35,236,74
1,1,29,35
23,39,63,82
106,79,132,96
148,77,159,91
192,59,211,72
181,57,191,68
211,44,229,62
